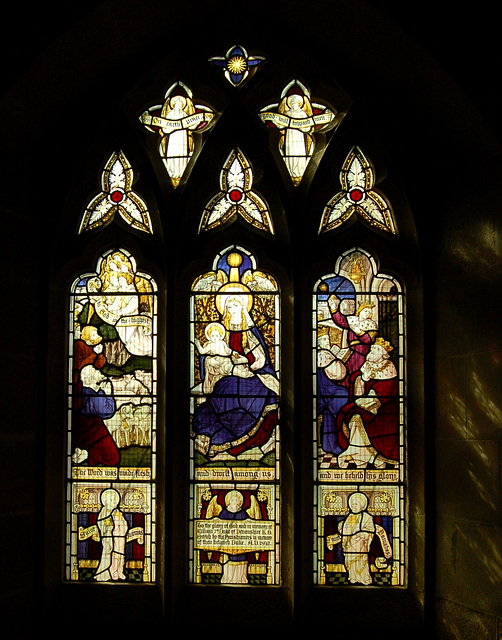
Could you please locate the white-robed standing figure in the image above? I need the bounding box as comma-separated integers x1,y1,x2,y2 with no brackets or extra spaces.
140,83,216,188
160,94,194,185
94,488,129,582
259,81,336,186
339,492,375,585
281,93,313,184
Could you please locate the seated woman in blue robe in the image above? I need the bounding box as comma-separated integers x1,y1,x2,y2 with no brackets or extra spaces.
192,292,279,458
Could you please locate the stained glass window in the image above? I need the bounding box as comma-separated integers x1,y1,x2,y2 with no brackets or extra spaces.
139,81,216,188
189,246,280,585
60,44,419,608
319,146,397,234
66,249,157,583
79,151,153,234
313,248,406,586
259,80,338,186
199,148,274,234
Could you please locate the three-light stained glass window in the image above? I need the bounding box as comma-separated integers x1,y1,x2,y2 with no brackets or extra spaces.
313,247,406,586
62,49,414,595
66,249,157,583
188,246,280,585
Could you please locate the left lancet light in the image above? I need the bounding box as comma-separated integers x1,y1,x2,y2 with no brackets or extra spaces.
139,81,216,188
78,151,153,234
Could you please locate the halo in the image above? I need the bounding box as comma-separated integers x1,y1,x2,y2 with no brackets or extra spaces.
348,492,368,514
215,282,252,314
170,94,187,110
205,322,225,339
100,488,120,509
225,490,244,507
287,93,304,108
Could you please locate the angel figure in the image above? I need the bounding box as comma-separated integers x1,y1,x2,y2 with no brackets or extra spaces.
140,82,215,187
259,80,337,185
206,490,262,584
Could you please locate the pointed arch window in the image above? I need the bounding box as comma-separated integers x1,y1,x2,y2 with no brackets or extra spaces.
51,39,423,630
188,246,281,585
66,249,158,583
313,247,406,586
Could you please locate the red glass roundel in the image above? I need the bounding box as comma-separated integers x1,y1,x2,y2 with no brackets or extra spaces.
229,188,243,203
349,188,364,203
110,189,125,204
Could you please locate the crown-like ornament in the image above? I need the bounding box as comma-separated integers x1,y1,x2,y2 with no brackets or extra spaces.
375,337,393,352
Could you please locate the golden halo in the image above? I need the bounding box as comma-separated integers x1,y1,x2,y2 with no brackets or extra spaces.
204,322,225,339
171,95,186,108
215,282,252,314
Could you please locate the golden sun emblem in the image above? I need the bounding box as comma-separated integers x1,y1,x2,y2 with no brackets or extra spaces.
227,55,246,73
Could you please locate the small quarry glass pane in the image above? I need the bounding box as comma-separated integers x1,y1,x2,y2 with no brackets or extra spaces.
313,248,406,586
66,249,157,583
